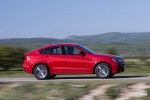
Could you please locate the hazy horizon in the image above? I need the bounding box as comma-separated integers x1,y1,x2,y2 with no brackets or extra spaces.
0,32,150,40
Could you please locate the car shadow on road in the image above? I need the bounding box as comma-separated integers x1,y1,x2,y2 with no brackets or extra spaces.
51,75,147,80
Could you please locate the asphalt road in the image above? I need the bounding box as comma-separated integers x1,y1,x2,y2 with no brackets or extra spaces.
0,76,150,82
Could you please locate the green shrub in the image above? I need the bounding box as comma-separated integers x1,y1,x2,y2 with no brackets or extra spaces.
0,46,26,71
106,85,125,99
105,47,117,55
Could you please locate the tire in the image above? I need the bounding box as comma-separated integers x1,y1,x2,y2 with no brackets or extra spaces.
48,74,56,79
95,63,112,78
33,64,50,80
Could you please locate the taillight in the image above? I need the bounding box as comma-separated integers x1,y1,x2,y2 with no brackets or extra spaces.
25,56,30,60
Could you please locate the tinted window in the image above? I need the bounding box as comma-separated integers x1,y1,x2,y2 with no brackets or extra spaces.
39,49,45,54
64,46,80,55
77,45,95,54
44,46,62,54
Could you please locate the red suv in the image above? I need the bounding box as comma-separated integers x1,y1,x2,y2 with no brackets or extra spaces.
23,43,125,80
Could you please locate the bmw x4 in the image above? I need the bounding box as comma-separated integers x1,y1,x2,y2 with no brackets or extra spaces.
23,43,125,80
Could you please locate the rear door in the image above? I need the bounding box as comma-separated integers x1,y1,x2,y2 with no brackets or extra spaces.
43,46,66,74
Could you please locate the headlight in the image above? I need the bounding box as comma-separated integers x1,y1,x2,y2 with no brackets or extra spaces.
112,57,124,63
112,57,119,62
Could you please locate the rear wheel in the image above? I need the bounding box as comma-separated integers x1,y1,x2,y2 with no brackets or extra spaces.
95,63,112,78
34,64,49,80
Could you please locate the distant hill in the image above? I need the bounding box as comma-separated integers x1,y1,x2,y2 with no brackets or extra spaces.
0,32,150,46
1,32,150,56
69,32,150,43
0,38,75,46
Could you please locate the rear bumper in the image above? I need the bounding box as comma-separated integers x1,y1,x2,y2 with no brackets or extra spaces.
23,61,33,74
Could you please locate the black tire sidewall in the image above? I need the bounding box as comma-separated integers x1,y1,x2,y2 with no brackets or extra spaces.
34,64,50,80
95,63,112,78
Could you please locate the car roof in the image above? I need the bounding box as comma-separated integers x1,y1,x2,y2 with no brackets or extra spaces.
48,43,79,46
36,43,79,51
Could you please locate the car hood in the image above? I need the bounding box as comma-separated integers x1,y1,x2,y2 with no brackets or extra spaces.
93,53,120,58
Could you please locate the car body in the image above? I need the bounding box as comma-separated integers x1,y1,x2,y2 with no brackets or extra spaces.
23,43,125,80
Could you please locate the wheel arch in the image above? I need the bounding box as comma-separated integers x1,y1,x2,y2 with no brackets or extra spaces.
93,61,112,74
32,63,50,74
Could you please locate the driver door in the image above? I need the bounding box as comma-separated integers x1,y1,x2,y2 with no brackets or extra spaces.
64,45,91,74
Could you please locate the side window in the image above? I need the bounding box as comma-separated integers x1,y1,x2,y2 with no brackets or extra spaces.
64,46,80,55
39,49,45,54
44,46,62,54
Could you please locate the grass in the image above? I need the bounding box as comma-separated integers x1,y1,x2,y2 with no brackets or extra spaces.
106,85,123,99
0,71,34,78
143,88,150,100
104,83,150,100
1,81,150,100
134,88,150,100
123,59,150,75
0,81,99,100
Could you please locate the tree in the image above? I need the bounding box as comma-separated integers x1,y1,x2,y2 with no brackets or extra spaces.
105,47,117,55
0,46,26,71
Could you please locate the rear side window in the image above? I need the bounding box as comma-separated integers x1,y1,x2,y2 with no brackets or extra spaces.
39,49,45,54
44,46,62,54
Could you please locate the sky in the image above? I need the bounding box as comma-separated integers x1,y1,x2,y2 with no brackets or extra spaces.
0,0,150,39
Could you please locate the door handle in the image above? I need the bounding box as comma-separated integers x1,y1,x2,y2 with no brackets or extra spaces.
44,56,49,57
66,56,71,58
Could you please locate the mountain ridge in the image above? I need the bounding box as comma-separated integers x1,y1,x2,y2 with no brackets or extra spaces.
0,32,150,46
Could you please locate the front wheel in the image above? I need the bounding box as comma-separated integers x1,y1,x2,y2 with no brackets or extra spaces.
95,63,112,78
33,64,50,80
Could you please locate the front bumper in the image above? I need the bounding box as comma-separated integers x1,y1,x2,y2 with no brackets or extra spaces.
117,63,125,73
113,57,125,73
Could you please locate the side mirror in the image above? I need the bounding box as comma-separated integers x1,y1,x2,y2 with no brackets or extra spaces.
79,51,86,56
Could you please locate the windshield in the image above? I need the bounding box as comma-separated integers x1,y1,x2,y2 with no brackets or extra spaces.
77,45,95,54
